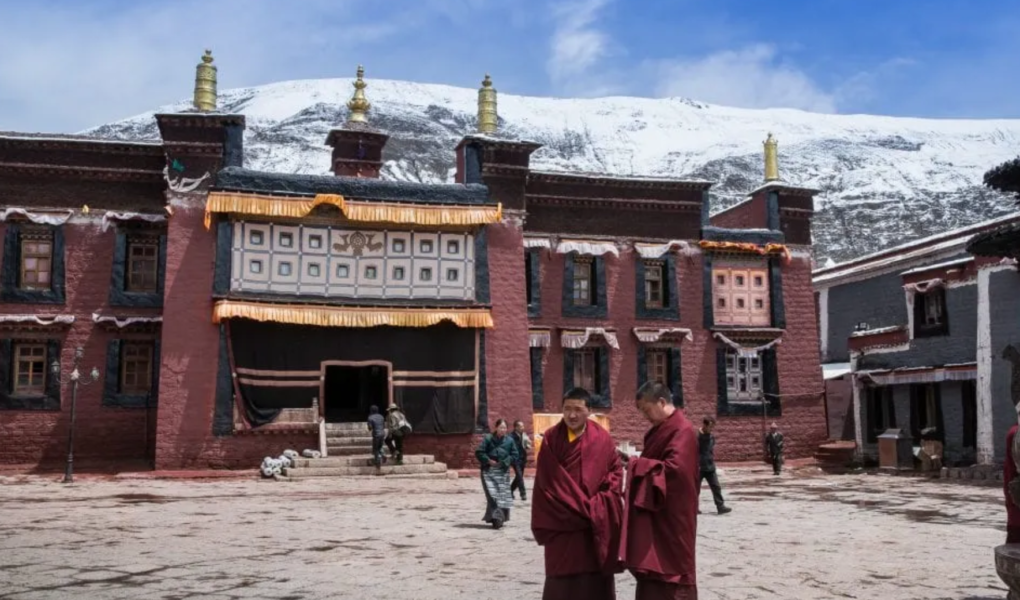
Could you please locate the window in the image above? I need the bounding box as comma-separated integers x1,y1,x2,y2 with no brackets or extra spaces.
120,343,153,394
910,383,940,442
446,268,459,282
278,262,292,276
364,266,378,279
420,267,433,282
250,260,263,274
447,240,460,254
713,265,769,326
573,349,598,392
393,266,406,280
962,380,977,449
572,257,593,306
19,234,52,290
725,350,762,402
644,261,666,309
393,239,406,253
126,238,159,293
646,349,668,384
337,264,350,278
309,235,323,249
13,343,46,395
420,240,434,253
279,232,294,248
913,289,949,337
249,230,264,245
865,386,896,443
307,263,321,277
525,255,534,305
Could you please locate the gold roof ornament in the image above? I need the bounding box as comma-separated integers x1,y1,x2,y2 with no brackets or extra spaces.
477,74,498,134
763,132,779,182
193,49,217,112
346,65,371,124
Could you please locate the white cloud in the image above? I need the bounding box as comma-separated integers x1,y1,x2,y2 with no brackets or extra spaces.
654,44,838,112
546,0,614,84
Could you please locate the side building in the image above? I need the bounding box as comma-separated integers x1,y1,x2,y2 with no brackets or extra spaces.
813,214,1020,466
0,55,828,471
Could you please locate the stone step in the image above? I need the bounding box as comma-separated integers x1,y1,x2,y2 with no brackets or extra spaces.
324,422,369,432
278,472,455,481
326,436,373,446
291,455,435,469
284,462,449,478
325,446,373,456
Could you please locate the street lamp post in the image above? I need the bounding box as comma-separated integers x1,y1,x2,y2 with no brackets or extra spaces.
52,347,100,484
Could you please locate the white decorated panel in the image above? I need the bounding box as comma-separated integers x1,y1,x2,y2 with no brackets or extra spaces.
230,221,476,300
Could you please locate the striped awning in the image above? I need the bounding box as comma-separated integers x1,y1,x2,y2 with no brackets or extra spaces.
859,364,976,386
212,300,494,329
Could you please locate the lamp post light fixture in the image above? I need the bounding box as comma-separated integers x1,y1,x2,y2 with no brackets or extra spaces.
51,346,100,484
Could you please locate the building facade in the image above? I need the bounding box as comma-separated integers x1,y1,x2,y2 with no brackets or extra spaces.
813,215,1020,466
0,55,827,471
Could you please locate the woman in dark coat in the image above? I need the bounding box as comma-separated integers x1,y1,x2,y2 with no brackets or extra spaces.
475,418,519,529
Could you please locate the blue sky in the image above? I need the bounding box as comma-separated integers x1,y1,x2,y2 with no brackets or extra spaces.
1,0,1018,132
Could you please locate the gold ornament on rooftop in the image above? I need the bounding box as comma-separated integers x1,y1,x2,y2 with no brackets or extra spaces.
477,74,497,134
346,65,371,124
193,49,217,112
763,132,779,182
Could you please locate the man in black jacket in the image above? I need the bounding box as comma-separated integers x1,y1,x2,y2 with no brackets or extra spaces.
698,416,732,514
765,422,785,475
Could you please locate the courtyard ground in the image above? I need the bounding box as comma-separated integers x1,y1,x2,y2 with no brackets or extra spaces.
0,465,1008,600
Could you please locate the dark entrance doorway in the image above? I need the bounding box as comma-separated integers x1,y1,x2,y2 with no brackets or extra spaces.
322,363,389,423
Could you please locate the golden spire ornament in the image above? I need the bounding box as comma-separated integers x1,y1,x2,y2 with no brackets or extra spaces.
193,49,217,112
763,132,779,182
477,74,497,134
346,65,371,124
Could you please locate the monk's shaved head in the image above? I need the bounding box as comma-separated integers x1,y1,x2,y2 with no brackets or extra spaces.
636,381,672,404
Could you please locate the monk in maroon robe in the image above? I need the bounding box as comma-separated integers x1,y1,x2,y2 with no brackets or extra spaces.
532,387,625,600
1006,424,1020,543
623,381,700,600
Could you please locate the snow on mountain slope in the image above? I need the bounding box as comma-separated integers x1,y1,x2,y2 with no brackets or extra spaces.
81,77,1020,262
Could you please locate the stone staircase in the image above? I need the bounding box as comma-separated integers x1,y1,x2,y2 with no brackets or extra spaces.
814,440,857,471
280,422,453,479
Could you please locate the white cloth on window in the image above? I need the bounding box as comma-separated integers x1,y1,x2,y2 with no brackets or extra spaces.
561,327,620,349
0,208,73,226
555,240,619,257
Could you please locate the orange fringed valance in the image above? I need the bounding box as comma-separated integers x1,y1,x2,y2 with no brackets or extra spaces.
212,300,494,329
204,191,502,229
698,240,792,262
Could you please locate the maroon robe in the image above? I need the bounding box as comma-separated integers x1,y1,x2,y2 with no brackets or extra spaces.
1006,425,1020,543
624,409,699,599
531,420,625,600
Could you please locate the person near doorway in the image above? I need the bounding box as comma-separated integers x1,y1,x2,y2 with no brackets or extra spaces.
765,422,785,476
699,416,732,515
510,419,532,501
366,405,386,467
385,404,410,465
531,387,624,600
624,381,700,600
476,418,518,529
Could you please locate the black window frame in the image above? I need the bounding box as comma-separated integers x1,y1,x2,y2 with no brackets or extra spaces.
715,345,780,417
109,228,168,308
0,338,62,410
637,345,683,406
103,339,161,408
636,254,679,321
526,249,541,318
563,346,611,408
529,347,544,410
864,385,896,444
913,288,949,338
1,223,66,305
562,253,607,319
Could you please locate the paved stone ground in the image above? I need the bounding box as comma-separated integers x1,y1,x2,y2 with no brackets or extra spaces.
0,465,1009,600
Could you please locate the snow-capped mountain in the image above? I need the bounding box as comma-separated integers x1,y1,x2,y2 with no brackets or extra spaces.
82,77,1020,262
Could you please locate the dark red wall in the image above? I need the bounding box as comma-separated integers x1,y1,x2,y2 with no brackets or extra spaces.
0,220,159,468
710,194,767,229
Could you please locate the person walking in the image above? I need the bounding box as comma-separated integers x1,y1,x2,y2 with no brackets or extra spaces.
698,416,732,515
476,418,518,529
765,422,785,476
385,403,411,465
510,419,532,501
366,405,386,468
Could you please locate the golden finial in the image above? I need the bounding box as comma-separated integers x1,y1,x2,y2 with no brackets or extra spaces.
346,65,370,124
763,132,779,182
477,73,497,134
193,49,217,112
